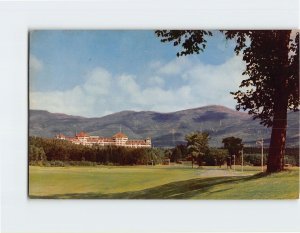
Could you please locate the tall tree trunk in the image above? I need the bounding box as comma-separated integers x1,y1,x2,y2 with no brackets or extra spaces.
267,92,288,172
267,31,290,173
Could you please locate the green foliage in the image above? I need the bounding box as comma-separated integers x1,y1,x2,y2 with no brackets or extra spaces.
284,155,299,166
171,146,182,162
185,131,209,166
244,153,298,167
224,31,299,127
243,148,299,166
164,149,172,159
204,148,228,166
29,136,166,166
244,154,267,166
44,160,98,167
29,144,47,165
222,136,243,157
155,30,212,57
176,144,188,157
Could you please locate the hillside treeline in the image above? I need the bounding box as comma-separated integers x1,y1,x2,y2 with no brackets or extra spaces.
29,137,299,166
29,137,165,166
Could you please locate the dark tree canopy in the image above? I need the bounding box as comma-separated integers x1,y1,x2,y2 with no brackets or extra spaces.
222,136,243,156
224,30,299,127
155,30,212,57
185,131,210,167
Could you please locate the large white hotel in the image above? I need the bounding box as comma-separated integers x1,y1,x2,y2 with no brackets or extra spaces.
55,131,151,148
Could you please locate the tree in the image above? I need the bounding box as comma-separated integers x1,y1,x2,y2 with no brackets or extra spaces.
222,137,244,162
29,144,47,165
171,146,182,162
155,30,299,172
176,144,188,158
208,148,228,167
185,131,209,168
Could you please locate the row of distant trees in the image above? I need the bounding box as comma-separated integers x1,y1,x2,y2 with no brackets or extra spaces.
29,137,165,166
29,134,299,167
167,132,299,167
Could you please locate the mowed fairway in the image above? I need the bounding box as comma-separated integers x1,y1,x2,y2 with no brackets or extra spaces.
29,165,299,199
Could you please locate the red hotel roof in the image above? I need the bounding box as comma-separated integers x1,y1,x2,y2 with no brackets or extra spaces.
112,132,128,138
76,132,89,137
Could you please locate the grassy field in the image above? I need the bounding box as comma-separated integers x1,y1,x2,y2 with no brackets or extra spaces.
29,165,299,199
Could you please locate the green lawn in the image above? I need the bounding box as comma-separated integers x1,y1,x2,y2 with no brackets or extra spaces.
29,165,299,199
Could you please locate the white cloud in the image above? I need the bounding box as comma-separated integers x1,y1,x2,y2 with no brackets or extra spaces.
158,57,192,75
30,54,43,75
147,76,165,87
83,68,111,95
30,55,248,117
118,74,140,94
29,54,44,91
29,54,44,89
31,68,113,116
184,56,244,87
148,60,163,69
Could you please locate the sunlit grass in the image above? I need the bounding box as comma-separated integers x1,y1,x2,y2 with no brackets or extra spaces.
29,165,299,199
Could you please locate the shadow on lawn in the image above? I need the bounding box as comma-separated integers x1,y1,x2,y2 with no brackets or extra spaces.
30,172,269,199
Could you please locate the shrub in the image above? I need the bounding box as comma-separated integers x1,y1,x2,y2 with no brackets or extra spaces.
203,148,228,166
284,155,299,166
244,154,267,166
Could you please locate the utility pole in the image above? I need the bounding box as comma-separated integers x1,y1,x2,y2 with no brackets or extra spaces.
241,148,244,172
233,154,236,171
256,138,264,172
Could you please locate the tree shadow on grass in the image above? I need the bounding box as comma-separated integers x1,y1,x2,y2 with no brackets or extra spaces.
30,172,269,199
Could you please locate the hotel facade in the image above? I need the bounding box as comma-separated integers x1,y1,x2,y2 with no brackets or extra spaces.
55,131,151,148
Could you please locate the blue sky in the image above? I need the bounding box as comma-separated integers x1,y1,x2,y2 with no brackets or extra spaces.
30,30,247,117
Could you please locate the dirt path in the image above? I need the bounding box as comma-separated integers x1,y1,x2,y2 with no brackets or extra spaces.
195,168,255,177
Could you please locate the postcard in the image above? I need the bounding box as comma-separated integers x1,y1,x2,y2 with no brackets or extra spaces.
29,30,299,199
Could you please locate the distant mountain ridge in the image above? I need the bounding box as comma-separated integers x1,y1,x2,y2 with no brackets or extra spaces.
29,105,299,147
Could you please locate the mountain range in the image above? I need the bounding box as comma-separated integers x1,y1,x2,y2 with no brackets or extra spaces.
29,105,299,147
